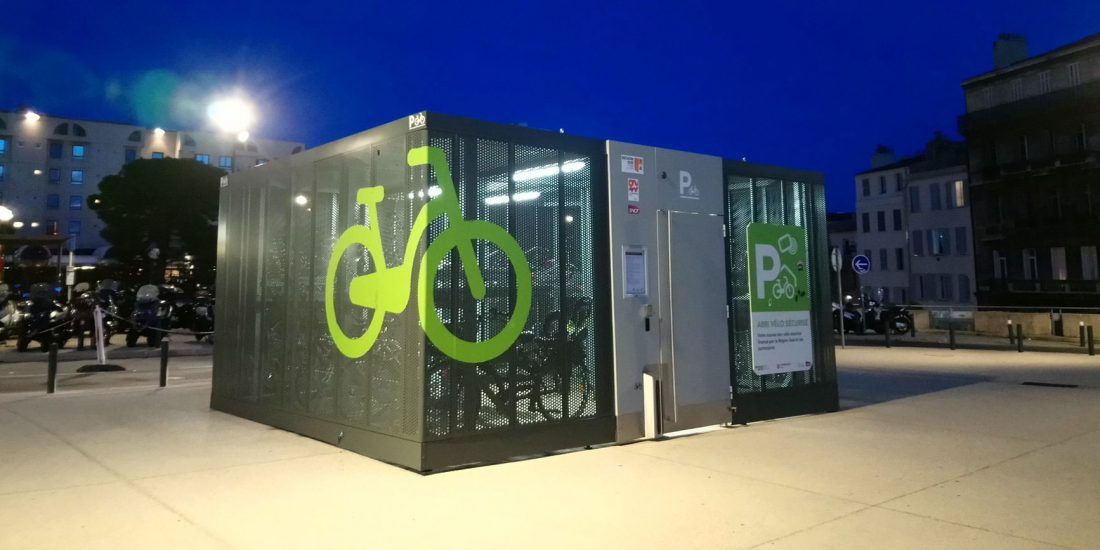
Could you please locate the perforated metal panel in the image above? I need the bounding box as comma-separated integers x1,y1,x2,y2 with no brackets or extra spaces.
213,113,613,471
724,162,838,423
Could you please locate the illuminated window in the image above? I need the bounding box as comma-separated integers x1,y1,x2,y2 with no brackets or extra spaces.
69,195,83,210
71,170,84,184
152,152,165,159
72,144,85,160
196,154,210,165
219,156,233,169
0,164,4,181
0,138,7,155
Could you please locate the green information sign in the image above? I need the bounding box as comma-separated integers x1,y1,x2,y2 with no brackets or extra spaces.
746,223,813,375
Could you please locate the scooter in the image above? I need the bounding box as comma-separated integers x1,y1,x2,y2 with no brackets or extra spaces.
191,288,214,342
0,283,23,342
17,283,73,352
863,300,913,335
126,284,172,347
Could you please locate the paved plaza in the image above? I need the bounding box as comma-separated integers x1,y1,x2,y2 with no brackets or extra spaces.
2,347,1099,549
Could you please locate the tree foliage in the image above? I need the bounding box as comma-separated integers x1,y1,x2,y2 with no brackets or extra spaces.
89,158,223,281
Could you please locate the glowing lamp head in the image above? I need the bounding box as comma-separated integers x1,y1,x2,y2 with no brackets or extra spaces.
24,110,41,123
0,206,12,222
294,194,308,206
154,127,166,137
207,98,255,134
12,221,24,229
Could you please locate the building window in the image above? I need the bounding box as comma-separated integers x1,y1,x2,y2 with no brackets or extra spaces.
1082,246,1099,280
152,152,165,159
993,251,1008,280
929,183,942,210
895,248,905,270
46,194,59,209
0,164,4,181
931,228,951,255
1022,249,1038,280
49,168,60,184
939,275,954,301
892,209,902,231
69,195,83,210
861,178,870,196
955,227,968,256
71,170,84,184
1038,70,1052,94
45,220,58,236
255,158,268,166
49,141,63,159
879,175,886,194
958,275,971,303
1069,62,1081,86
1010,78,1024,101
218,156,233,170
895,173,903,191
982,87,993,108
898,287,907,304
876,211,886,231
880,249,888,271
1051,247,1067,281
912,230,924,256
72,144,86,160
861,212,870,233
125,149,138,164
864,249,872,264
67,220,81,237
952,180,966,208
909,186,921,213
0,138,7,155
196,154,210,165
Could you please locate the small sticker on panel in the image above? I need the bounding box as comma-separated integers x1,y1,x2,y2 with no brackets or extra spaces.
627,178,640,202
627,204,640,215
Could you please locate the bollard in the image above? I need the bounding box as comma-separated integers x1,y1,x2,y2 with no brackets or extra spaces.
884,316,892,348
46,343,59,394
1088,326,1095,357
159,340,169,388
1008,320,1015,344
1016,324,1024,353
1080,322,1087,347
909,316,916,338
949,322,956,350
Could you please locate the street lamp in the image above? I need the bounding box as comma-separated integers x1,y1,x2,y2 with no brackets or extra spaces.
0,206,13,223
12,221,23,229
207,97,255,134
24,110,40,123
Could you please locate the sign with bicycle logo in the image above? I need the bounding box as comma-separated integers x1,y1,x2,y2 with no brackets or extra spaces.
324,146,532,364
746,223,813,375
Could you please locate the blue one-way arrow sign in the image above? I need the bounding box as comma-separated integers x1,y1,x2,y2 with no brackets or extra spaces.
852,254,871,274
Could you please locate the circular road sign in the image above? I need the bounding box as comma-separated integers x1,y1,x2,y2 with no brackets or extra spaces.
851,254,871,274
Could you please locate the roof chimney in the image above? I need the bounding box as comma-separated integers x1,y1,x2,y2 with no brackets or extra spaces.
994,33,1029,69
871,144,896,169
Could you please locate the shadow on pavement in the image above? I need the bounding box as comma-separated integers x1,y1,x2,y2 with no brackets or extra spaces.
838,367,988,409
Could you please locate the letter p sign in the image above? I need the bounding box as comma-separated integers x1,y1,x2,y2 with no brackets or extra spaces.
755,244,782,299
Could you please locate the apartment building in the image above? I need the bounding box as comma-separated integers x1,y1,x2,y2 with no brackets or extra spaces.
0,108,303,250
961,33,1100,306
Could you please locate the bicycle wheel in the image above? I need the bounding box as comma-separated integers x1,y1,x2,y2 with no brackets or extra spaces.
325,225,387,359
418,220,532,364
534,359,592,420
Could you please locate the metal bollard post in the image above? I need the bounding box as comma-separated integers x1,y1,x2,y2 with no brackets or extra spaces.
1088,326,1095,357
1008,320,1015,344
159,340,169,388
47,343,59,394
884,316,892,348
909,316,916,338
949,322,956,350
1080,322,1087,347
1016,324,1024,353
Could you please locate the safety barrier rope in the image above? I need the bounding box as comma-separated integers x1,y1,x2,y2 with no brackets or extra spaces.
100,309,215,336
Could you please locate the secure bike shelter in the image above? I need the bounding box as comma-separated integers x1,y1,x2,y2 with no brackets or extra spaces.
212,112,836,472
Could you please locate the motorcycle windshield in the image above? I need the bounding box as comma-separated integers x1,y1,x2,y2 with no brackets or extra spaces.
136,285,160,302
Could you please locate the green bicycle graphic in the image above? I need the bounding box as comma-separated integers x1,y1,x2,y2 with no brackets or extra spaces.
325,146,532,363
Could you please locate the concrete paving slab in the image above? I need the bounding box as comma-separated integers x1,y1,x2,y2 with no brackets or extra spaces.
884,429,1100,549
621,410,1043,505
0,481,227,549
136,445,865,550
0,408,115,495
839,382,1100,444
4,386,340,479
758,506,1062,549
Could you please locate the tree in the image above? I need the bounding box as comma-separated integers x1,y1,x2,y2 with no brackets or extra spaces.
90,158,224,283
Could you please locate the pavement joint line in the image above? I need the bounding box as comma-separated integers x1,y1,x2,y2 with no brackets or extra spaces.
2,403,236,549
0,479,122,499
866,504,1077,549
129,448,349,484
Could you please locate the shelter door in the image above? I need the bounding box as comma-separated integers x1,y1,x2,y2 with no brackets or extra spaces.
655,210,732,433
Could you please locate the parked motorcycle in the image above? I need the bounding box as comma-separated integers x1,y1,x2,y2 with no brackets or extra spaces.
190,288,214,342
126,284,172,347
0,283,24,342
832,301,864,334
863,300,913,335
70,282,98,350
17,283,72,352
96,279,122,344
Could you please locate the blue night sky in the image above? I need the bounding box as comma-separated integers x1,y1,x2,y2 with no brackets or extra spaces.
2,1,1098,212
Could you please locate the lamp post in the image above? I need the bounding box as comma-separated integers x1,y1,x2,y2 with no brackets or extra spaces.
0,206,14,284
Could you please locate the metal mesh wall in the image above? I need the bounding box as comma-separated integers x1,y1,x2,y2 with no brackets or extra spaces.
422,131,605,439
725,173,837,397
